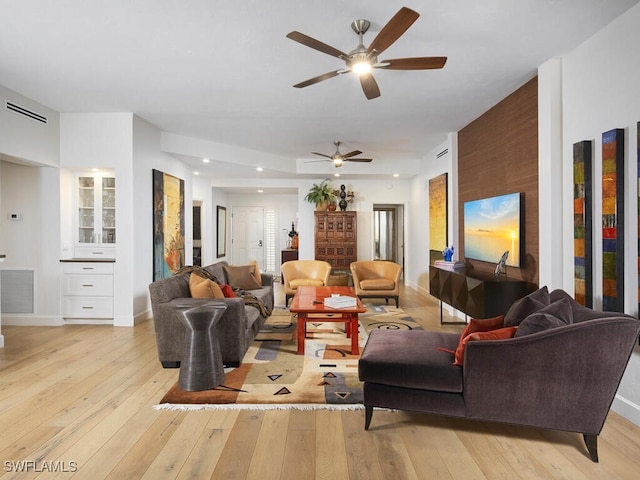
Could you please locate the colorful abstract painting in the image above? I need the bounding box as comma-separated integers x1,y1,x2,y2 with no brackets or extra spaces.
153,169,185,280
602,129,625,312
429,173,448,253
573,140,593,307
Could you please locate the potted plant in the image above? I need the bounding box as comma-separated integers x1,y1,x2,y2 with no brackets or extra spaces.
304,180,336,211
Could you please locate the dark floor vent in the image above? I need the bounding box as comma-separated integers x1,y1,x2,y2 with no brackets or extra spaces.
5,100,48,124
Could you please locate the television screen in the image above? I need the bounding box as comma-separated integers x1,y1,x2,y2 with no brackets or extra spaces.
463,192,522,267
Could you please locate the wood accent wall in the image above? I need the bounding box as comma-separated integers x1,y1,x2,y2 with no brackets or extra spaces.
458,76,539,286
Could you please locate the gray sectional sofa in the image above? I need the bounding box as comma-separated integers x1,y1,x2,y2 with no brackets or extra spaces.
148,261,274,368
358,287,640,462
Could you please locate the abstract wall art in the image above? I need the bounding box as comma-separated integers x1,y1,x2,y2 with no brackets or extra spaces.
573,140,593,307
429,173,448,254
153,169,185,280
601,128,625,312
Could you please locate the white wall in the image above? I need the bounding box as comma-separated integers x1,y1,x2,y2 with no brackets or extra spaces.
555,3,640,424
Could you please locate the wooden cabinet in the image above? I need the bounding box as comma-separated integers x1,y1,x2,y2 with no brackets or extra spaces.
429,265,527,322
314,211,357,269
281,249,298,264
62,260,114,322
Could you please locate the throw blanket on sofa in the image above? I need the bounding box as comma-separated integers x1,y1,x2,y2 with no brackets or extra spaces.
173,265,220,282
233,287,272,317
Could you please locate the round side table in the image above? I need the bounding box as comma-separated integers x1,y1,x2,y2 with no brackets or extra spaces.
176,304,227,391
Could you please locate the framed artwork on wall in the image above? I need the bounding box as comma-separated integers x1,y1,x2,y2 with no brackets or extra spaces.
429,173,448,254
153,169,185,281
601,128,625,312
573,140,593,307
217,205,227,258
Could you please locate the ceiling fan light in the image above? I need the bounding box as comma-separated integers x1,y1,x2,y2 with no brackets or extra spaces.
333,158,343,167
352,60,372,76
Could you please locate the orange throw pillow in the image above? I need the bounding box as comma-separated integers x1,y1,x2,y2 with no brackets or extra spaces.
248,260,262,286
456,326,518,365
452,315,505,366
189,273,225,299
220,284,236,298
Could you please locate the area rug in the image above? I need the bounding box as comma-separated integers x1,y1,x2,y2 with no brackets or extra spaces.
154,305,422,411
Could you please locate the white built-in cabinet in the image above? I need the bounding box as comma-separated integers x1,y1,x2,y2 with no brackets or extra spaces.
76,173,116,258
62,260,114,322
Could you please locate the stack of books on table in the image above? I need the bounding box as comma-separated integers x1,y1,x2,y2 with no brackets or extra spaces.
433,260,465,269
324,295,357,309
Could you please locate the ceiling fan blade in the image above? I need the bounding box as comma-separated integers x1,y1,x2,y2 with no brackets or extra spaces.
345,158,373,163
311,152,333,158
379,57,447,70
286,31,348,59
360,73,381,100
342,150,363,159
293,70,342,88
367,7,419,56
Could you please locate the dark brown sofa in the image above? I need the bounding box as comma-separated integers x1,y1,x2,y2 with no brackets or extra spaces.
148,261,274,368
358,287,640,462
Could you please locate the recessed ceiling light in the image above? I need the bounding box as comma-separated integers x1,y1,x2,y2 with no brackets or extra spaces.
256,167,263,172
202,158,210,164
194,171,200,175
257,189,263,193
393,173,399,178
334,173,340,177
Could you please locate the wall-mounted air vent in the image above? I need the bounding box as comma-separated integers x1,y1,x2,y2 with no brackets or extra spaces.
436,148,449,159
5,100,48,125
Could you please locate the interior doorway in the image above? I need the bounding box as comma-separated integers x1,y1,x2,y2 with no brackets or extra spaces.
231,206,265,269
192,201,202,266
373,204,404,271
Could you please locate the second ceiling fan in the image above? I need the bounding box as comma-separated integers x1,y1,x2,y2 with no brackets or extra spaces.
286,6,447,100
308,141,372,168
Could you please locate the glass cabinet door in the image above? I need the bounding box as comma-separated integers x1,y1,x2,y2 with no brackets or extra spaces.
101,177,116,244
78,177,95,244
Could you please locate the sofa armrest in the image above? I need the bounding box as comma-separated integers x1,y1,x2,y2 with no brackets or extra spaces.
463,317,640,434
261,272,274,287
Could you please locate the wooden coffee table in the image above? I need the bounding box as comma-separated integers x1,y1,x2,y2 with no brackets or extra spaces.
289,285,366,355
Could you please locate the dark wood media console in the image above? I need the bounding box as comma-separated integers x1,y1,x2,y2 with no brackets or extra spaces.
429,265,527,324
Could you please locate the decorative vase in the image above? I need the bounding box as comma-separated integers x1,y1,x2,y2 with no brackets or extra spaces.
339,185,348,211
328,202,337,211
316,201,328,211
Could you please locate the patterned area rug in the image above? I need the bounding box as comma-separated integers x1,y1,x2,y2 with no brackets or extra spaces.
154,305,422,411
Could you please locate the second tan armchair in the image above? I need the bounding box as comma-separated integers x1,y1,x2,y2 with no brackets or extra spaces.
281,260,332,306
350,260,402,308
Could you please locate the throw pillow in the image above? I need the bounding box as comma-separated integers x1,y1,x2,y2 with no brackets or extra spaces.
224,265,262,290
452,315,505,366
189,273,225,299
248,260,262,287
460,326,519,363
503,286,551,327
515,298,573,337
220,284,235,298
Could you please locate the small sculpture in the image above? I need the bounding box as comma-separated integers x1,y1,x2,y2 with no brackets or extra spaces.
442,245,454,262
339,184,348,211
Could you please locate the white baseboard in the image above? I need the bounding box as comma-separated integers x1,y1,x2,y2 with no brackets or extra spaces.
2,315,64,326
612,394,640,427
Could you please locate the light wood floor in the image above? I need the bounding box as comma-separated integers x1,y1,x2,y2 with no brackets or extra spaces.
1,283,639,479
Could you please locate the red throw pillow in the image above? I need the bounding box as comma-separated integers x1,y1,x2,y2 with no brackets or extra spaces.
454,326,517,366
452,315,505,366
220,284,235,298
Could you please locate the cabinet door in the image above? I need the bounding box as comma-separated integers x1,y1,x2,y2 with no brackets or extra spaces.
77,174,116,247
78,176,96,244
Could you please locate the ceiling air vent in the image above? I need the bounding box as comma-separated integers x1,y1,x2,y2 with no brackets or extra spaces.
436,148,448,159
5,100,48,125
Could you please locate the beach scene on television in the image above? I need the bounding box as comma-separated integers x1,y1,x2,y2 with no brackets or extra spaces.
463,192,521,267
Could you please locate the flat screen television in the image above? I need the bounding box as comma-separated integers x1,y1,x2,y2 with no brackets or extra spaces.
463,192,523,268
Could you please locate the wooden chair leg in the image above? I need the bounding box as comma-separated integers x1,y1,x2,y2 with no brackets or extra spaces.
364,406,373,430
584,434,598,462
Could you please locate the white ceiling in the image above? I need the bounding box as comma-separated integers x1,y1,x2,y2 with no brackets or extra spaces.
1,0,639,185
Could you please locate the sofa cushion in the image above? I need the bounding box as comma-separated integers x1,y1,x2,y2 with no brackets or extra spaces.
452,316,505,366
360,278,395,290
224,264,262,290
248,260,262,286
504,286,550,327
189,274,224,298
515,298,573,337
290,278,324,288
359,330,463,393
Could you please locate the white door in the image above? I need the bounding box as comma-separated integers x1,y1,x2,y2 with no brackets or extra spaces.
231,206,264,268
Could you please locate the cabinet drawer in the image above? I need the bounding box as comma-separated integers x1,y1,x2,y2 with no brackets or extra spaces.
63,275,113,296
74,246,116,259
63,262,114,274
63,297,113,318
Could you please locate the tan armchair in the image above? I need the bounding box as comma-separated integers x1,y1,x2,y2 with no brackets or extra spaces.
281,260,332,306
350,260,402,307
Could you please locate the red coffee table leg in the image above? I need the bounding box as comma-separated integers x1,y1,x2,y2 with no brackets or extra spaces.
350,315,359,354
297,313,306,354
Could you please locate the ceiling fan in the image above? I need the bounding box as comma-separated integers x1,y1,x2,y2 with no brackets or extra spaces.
307,141,372,168
286,6,447,100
